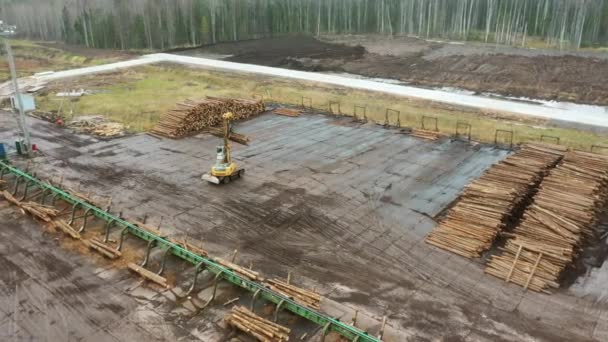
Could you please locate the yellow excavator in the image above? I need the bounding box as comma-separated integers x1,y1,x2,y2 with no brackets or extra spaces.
202,112,245,184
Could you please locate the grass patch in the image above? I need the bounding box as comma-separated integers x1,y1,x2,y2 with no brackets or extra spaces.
35,63,608,151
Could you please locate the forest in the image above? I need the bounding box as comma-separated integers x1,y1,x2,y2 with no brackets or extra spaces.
1,0,607,50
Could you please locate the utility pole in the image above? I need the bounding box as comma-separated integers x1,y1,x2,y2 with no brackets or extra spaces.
3,38,31,156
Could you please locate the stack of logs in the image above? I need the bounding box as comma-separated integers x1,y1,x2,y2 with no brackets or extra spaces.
2,190,59,222
226,306,290,342
264,278,322,310
151,97,265,138
486,151,608,292
426,143,566,258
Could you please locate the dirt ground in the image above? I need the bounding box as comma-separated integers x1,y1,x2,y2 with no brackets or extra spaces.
0,40,134,82
178,35,608,106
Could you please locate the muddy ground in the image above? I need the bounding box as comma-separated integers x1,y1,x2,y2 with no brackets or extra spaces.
178,35,608,106
3,111,608,341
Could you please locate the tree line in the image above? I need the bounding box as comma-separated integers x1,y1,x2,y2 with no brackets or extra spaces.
1,0,607,50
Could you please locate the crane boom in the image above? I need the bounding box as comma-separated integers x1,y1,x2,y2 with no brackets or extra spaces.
202,112,245,185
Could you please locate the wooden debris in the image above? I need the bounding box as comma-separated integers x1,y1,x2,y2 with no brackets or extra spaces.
223,297,240,306
274,108,301,117
264,278,321,310
410,128,446,141
51,219,81,239
426,144,566,258
225,306,290,342
486,150,608,292
127,262,169,288
91,123,125,137
214,257,261,281
84,238,122,259
151,97,265,138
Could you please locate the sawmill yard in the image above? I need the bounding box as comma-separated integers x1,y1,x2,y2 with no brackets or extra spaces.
2,35,608,342
33,63,608,150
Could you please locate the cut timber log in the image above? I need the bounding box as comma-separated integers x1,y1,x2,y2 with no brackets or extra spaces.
225,306,290,342
133,220,163,236
151,97,265,138
410,128,445,141
20,202,59,222
264,278,321,310
127,262,169,288
214,257,261,281
486,150,608,292
51,219,81,239
65,187,105,208
167,237,209,257
1,190,20,206
1,190,60,222
426,143,566,258
274,108,301,117
84,239,122,259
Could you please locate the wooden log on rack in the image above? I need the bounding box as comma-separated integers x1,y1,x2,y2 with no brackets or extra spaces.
167,237,209,257
214,257,261,281
127,263,169,288
84,238,122,259
20,202,59,222
225,306,290,342
2,190,61,222
133,220,163,236
51,219,81,239
264,278,321,310
151,97,265,138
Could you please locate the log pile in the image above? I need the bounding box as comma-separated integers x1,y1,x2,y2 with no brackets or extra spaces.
486,151,608,292
264,278,321,310
426,143,566,258
225,306,290,342
151,97,265,138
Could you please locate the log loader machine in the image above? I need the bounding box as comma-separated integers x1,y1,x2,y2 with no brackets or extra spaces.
202,112,245,184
